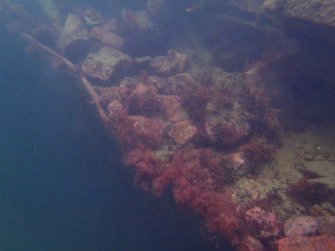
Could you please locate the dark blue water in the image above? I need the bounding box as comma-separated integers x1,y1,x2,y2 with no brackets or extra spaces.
0,29,224,251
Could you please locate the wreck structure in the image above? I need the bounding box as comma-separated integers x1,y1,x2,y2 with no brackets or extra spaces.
1,0,335,250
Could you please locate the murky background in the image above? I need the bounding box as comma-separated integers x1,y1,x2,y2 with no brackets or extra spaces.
0,27,229,251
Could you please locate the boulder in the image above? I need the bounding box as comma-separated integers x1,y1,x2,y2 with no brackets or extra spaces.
309,201,335,216
121,116,163,148
81,46,132,81
205,119,250,147
316,216,335,235
125,82,162,117
90,26,124,49
107,100,128,120
278,235,335,251
238,236,265,251
134,56,153,68
304,160,335,177
151,50,188,76
162,73,195,95
168,120,198,145
57,13,89,50
227,152,248,176
308,177,335,190
284,216,318,237
122,10,153,30
284,215,335,238
304,160,335,194
283,0,335,28
244,207,282,238
160,95,186,122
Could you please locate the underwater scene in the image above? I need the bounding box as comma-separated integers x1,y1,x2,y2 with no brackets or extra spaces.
0,0,335,250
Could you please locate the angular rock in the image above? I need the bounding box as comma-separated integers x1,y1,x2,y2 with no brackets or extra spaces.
121,116,163,149
80,9,104,27
261,0,282,13
160,95,186,122
228,152,249,176
309,201,335,216
134,56,153,68
284,0,335,28
122,10,153,30
125,82,163,117
284,216,318,237
118,77,137,99
308,177,335,190
107,100,128,120
90,26,124,49
304,160,335,177
244,207,282,238
57,13,89,50
205,119,250,147
81,46,132,81
238,236,265,251
316,216,335,235
168,120,198,145
278,235,335,251
151,50,188,76
102,19,120,33
163,73,195,95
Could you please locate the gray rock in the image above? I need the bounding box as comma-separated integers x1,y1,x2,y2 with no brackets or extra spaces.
284,0,335,28
316,216,335,235
90,26,124,49
58,13,89,50
284,216,318,237
244,207,282,238
151,50,188,76
304,160,335,177
81,47,133,81
308,176,335,190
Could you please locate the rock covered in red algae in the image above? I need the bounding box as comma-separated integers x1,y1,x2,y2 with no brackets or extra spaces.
227,152,249,176
238,235,265,251
81,46,132,81
309,202,335,217
316,216,335,235
121,116,163,148
123,82,164,117
244,207,282,239
160,95,186,122
57,13,89,50
162,73,195,95
118,77,137,97
168,120,198,145
278,235,335,251
90,26,124,49
95,86,121,109
284,216,318,237
107,100,128,119
205,119,250,147
151,50,188,76
284,215,335,237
